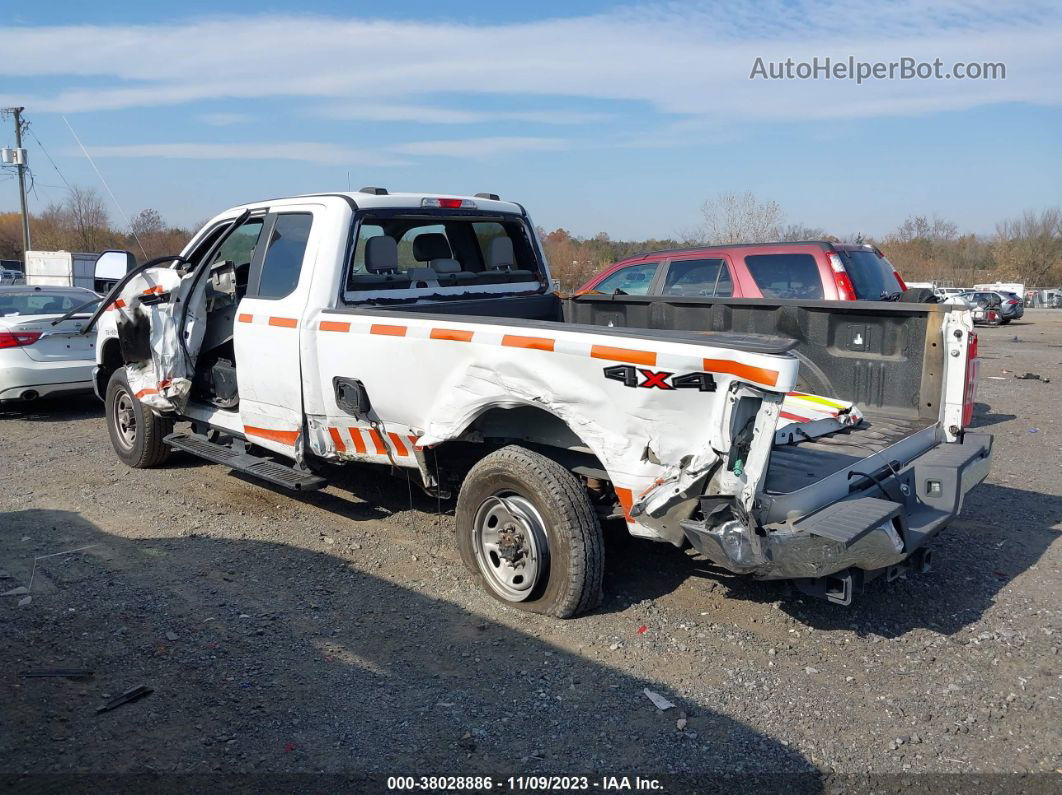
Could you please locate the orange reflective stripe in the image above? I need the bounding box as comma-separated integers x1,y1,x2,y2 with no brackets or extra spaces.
328,426,346,453
113,299,126,309
407,434,420,451
367,429,388,455
370,324,406,336
702,358,779,387
142,285,164,295
502,335,555,351
237,313,253,323
614,487,635,524
268,317,298,328
430,328,474,342
388,432,409,456
348,428,367,454
320,320,350,333
590,345,656,367
134,388,158,399
244,426,299,445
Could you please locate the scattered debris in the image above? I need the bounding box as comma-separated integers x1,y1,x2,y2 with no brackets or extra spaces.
636,625,648,635
165,631,179,641
986,376,1007,380
643,688,675,711
17,596,31,607
1029,428,1040,434
2,586,29,596
96,685,153,715
1015,372,1050,383
676,716,688,730
19,669,93,680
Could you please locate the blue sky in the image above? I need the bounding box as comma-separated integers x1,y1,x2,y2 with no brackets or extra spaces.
1,0,1059,240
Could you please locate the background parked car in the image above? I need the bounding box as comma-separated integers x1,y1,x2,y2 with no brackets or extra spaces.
0,286,101,403
578,241,908,301
961,290,1024,324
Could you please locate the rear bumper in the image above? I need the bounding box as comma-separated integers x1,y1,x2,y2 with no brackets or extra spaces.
0,354,95,401
682,432,993,581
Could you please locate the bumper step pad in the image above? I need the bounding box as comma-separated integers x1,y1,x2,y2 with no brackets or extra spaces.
793,496,901,548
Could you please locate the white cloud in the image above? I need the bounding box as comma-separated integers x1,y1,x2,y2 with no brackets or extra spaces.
318,103,610,125
390,136,567,157
0,1,1057,128
72,142,410,166
198,112,252,126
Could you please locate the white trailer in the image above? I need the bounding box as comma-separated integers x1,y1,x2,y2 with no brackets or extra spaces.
25,250,99,289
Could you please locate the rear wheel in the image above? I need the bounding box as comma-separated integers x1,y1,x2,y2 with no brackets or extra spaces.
106,367,173,468
456,445,604,618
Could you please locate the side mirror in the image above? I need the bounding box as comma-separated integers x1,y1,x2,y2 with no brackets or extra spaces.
95,250,137,282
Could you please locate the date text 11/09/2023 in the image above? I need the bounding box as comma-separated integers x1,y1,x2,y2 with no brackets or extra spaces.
386,775,664,791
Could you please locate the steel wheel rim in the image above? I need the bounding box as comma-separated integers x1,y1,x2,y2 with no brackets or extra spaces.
472,492,548,602
113,389,137,450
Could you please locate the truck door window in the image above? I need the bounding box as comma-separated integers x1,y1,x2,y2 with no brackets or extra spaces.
662,258,733,297
210,218,264,270
744,253,824,299
593,263,658,295
254,213,313,299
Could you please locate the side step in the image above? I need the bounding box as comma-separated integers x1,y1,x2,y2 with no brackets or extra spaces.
164,432,326,492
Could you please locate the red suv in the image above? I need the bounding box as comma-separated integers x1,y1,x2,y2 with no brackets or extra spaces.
577,241,908,301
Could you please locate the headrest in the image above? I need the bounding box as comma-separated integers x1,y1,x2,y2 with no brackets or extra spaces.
487,236,515,270
412,233,451,262
431,258,462,274
365,236,398,273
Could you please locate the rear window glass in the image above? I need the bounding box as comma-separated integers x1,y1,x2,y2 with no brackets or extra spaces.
841,250,901,300
662,258,733,297
744,254,823,299
346,214,541,294
0,292,98,316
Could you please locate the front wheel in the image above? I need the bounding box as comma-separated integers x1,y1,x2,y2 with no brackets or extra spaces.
455,445,604,618
106,367,173,468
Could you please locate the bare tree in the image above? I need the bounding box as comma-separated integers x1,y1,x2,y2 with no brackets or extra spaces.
699,191,783,244
66,186,111,251
130,208,164,240
993,208,1062,286
776,223,831,242
892,215,959,243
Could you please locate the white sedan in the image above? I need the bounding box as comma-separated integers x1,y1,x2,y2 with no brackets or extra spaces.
0,286,102,403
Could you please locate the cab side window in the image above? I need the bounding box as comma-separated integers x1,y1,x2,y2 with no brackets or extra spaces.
593,262,659,295
254,214,313,299
662,258,733,297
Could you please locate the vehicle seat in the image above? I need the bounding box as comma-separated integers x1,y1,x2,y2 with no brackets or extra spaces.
478,236,535,284
412,234,475,284
348,236,411,290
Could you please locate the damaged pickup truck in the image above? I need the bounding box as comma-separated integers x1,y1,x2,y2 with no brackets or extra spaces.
85,189,991,616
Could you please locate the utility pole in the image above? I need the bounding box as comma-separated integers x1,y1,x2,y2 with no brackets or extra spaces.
3,107,31,254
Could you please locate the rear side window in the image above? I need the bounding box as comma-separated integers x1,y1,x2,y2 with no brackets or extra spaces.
256,214,313,299
840,250,901,300
593,263,658,295
744,254,824,299
663,258,733,297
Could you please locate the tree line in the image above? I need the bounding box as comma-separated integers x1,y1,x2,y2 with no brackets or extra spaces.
2,187,1059,292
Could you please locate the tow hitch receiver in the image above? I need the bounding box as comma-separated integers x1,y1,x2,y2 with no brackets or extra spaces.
794,547,936,606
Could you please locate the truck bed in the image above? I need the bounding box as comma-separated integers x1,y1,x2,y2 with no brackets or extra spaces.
765,411,935,494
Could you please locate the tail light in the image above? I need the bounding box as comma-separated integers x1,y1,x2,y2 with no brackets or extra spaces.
892,270,908,291
961,332,979,427
1006,298,1018,306
421,197,477,209
827,253,857,300
0,330,42,349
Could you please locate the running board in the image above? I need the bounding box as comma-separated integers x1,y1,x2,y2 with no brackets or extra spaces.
164,432,326,491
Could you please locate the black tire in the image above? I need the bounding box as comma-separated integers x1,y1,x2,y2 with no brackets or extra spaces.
1000,318,1011,325
455,445,604,618
105,367,173,468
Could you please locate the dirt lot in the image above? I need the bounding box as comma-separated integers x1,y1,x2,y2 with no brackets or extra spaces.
2,312,1060,790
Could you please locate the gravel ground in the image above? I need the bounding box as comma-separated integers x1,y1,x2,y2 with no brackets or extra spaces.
1,312,1060,789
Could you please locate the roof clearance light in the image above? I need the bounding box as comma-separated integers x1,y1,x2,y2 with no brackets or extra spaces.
422,197,477,209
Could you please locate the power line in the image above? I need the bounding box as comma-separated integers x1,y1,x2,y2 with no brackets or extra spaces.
61,115,147,259
25,123,73,193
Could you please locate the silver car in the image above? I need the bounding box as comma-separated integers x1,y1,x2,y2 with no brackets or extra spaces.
0,286,101,402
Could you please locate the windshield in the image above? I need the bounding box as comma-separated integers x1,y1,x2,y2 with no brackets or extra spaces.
0,291,101,317
840,250,901,300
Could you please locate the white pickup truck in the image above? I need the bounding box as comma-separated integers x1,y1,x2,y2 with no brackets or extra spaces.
86,189,991,616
